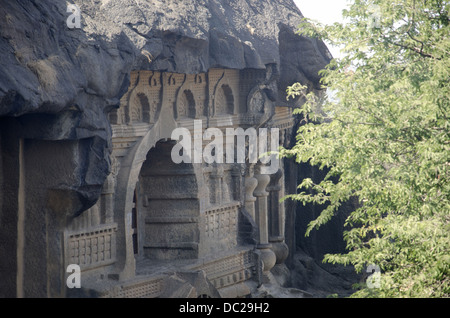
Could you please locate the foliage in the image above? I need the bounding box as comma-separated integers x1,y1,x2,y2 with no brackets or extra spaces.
281,0,449,297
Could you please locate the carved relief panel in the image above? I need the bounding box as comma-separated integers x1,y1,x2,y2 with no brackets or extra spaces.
215,84,234,115
112,71,161,125
178,89,196,119
112,68,246,125
209,69,239,117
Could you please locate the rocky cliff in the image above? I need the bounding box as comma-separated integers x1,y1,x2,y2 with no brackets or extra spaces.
1,0,331,114
0,0,330,214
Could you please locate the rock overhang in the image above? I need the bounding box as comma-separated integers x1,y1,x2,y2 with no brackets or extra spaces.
1,0,331,115
0,0,331,215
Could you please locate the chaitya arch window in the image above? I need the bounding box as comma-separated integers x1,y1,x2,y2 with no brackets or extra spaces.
215,84,234,115
178,89,196,119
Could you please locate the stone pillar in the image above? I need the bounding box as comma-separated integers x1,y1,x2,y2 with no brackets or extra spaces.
267,169,289,264
244,165,258,220
88,203,101,227
222,167,231,203
101,174,116,224
254,165,276,280
231,164,244,202
209,164,223,205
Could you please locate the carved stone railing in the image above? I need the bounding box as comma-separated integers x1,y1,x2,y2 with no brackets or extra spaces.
104,276,164,298
192,249,254,290
204,202,240,253
64,223,118,270
100,248,255,298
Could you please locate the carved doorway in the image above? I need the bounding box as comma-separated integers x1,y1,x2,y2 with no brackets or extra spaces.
135,140,201,261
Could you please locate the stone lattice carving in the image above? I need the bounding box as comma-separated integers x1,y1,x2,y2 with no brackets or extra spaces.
102,249,255,298
104,277,164,298
204,202,239,252
192,249,254,291
65,224,117,270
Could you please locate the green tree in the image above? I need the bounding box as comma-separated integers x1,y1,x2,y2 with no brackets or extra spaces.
282,0,449,297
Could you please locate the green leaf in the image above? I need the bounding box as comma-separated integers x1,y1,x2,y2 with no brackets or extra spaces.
281,0,450,298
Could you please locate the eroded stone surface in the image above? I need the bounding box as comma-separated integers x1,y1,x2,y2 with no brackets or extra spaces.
0,0,332,298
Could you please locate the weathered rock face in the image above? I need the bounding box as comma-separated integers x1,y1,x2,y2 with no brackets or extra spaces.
0,0,329,207
0,0,331,297
1,0,330,113
0,0,330,224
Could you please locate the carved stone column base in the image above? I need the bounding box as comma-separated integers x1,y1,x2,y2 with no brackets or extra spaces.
270,241,289,265
256,244,276,283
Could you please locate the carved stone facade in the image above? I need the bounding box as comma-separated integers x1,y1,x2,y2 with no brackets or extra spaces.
0,0,335,298
60,66,295,297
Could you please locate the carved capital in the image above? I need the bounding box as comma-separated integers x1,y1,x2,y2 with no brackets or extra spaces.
244,176,258,203
253,174,270,197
